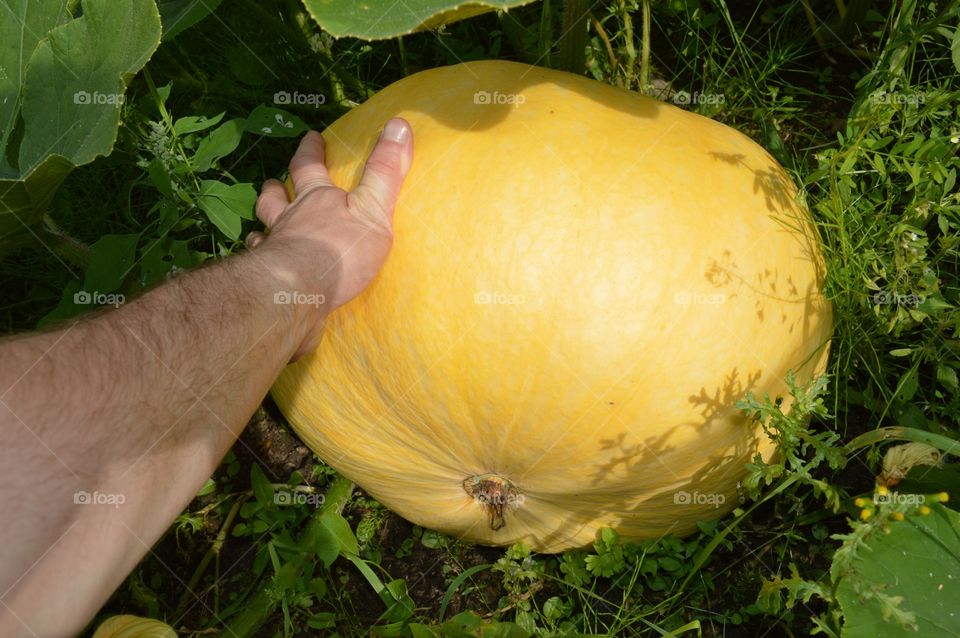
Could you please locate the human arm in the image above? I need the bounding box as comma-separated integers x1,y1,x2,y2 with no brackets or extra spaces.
0,120,412,637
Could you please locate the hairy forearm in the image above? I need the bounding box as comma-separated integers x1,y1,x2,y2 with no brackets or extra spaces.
0,240,326,636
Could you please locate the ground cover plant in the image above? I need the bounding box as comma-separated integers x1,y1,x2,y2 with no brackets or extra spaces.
1,0,959,636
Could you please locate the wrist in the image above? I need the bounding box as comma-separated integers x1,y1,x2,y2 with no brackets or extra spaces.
249,236,334,359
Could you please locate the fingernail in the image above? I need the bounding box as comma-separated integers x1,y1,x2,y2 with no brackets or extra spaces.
381,118,410,144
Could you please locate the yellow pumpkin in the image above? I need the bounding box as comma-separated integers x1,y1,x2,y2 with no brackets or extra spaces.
272,60,832,552
92,615,177,638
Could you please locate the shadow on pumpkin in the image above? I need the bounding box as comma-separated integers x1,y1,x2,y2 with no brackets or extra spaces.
520,365,770,552
706,151,801,216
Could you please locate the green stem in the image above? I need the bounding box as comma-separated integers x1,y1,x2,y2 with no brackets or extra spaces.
558,0,588,74
619,0,636,87
538,0,552,68
639,0,651,90
175,494,248,616
221,475,354,638
39,217,91,268
845,426,960,456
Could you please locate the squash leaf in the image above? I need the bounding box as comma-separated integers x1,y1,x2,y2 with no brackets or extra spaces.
835,503,960,636
0,0,161,255
299,0,535,40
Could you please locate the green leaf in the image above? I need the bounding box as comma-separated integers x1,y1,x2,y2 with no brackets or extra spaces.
542,596,571,621
899,464,960,500
250,464,274,508
952,26,960,73
244,106,309,138
917,293,952,317
835,504,960,636
896,367,919,401
761,119,791,168
0,1,71,171
37,280,85,327
140,235,206,287
318,511,359,555
18,0,161,173
307,612,336,630
192,118,245,172
300,0,535,40
658,556,683,572
196,478,217,497
83,233,140,293
937,365,959,393
147,158,174,197
157,0,225,41
0,0,161,254
173,112,225,136
197,180,256,239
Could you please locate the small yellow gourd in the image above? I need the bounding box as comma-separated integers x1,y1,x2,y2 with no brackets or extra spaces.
92,615,177,638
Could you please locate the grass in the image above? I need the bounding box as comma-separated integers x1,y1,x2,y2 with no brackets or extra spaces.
2,0,959,636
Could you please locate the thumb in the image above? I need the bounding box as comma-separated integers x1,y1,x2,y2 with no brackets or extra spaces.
347,118,413,231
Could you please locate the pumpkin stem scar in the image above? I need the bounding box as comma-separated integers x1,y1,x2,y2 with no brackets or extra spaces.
462,474,522,531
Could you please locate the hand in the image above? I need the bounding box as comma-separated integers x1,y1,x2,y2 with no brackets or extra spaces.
248,118,413,359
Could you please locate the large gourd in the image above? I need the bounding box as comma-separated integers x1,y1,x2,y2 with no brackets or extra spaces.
272,60,832,553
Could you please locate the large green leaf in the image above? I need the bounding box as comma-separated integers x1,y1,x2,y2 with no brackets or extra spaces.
19,0,160,172
836,503,960,636
0,1,71,175
0,0,161,255
157,0,224,41
300,0,534,40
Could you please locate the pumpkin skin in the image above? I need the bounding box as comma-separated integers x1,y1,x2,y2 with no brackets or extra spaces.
92,615,177,638
272,60,832,553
